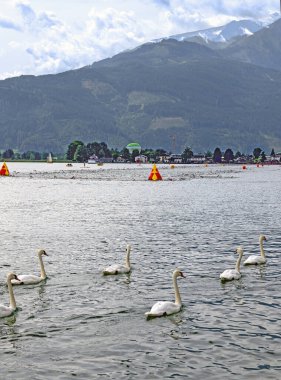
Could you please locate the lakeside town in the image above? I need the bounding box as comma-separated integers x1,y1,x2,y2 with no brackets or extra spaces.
1,140,281,166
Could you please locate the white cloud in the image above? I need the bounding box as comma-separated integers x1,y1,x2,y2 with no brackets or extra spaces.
16,6,168,76
16,1,63,33
151,0,171,7
0,0,279,78
0,16,22,31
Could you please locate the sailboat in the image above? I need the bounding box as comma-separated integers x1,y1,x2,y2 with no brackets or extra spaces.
47,153,53,163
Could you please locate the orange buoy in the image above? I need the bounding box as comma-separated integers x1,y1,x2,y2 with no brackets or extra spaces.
0,162,10,176
242,165,247,170
148,163,162,181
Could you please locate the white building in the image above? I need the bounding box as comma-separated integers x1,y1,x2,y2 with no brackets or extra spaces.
135,155,148,163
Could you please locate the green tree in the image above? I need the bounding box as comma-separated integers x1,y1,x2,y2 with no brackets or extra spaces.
22,150,35,160
74,145,88,162
205,150,212,159
253,147,262,160
224,148,234,163
234,151,242,158
270,148,275,157
87,142,101,157
29,152,36,160
111,148,120,160
41,152,49,160
2,149,14,159
213,147,222,163
181,146,193,163
131,149,140,162
260,151,266,162
66,140,84,160
86,141,111,158
155,149,167,156
142,149,156,161
121,147,130,161
100,142,111,157
14,152,21,159
34,152,41,160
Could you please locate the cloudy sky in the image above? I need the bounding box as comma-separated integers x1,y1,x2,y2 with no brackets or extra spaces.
0,0,279,79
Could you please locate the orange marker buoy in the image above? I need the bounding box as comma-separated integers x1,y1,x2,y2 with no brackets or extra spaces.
242,165,247,170
148,163,162,181
0,162,10,176
170,164,175,169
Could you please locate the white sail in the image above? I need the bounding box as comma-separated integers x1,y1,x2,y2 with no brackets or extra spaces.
47,153,53,163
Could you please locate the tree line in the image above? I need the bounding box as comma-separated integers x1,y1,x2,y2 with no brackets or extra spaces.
66,141,279,163
181,146,277,163
65,140,167,162
0,149,56,161
0,141,279,163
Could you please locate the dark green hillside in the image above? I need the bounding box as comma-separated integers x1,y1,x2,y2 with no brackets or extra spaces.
1,37,281,153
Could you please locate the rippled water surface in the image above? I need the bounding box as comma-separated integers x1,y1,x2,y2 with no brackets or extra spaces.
0,163,281,379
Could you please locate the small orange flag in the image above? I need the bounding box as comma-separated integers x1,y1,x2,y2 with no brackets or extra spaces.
0,162,10,176
148,163,162,181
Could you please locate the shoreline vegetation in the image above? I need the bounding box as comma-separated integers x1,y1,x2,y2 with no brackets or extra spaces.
1,141,281,165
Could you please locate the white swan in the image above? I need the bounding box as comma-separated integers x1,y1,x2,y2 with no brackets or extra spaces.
103,245,131,275
145,269,185,318
0,273,21,318
220,247,243,282
244,235,267,265
11,249,48,285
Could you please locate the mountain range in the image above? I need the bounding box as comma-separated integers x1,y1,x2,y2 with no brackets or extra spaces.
168,13,280,44
0,17,281,154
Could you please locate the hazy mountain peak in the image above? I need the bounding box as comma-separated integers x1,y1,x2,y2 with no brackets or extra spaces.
168,13,280,45
224,17,281,71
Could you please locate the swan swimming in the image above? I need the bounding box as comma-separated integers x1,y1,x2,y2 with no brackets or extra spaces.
145,268,185,318
0,273,21,318
244,235,267,265
220,247,243,282
103,245,131,275
11,249,48,285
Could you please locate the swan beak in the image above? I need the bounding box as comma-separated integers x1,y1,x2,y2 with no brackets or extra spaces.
180,272,185,278
44,252,49,256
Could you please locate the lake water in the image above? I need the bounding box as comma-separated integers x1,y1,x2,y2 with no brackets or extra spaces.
0,163,280,379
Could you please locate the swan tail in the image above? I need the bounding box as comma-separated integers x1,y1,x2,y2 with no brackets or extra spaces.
145,311,164,319
103,270,118,275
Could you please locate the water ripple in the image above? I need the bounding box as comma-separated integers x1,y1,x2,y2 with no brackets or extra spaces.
0,164,281,379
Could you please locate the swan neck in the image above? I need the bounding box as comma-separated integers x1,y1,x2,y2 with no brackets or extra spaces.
39,254,47,279
235,252,243,272
8,279,16,310
260,240,266,258
125,247,131,269
173,273,181,306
